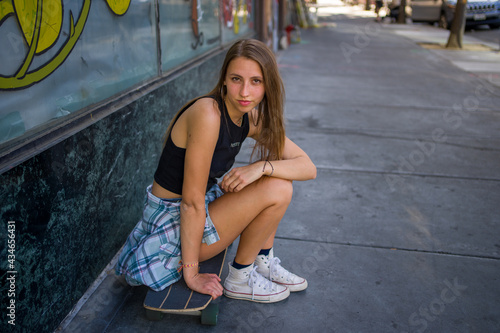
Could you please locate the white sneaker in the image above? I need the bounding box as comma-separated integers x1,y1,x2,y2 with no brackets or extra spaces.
255,249,308,292
223,263,290,303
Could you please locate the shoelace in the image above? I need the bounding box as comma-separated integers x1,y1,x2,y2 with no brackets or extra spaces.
269,257,293,283
248,266,275,300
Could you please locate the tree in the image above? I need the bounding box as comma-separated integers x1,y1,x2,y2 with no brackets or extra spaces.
397,0,407,24
446,0,467,48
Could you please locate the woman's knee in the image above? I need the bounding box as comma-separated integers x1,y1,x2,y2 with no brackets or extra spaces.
259,177,293,205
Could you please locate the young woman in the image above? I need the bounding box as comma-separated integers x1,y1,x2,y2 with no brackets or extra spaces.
116,39,316,303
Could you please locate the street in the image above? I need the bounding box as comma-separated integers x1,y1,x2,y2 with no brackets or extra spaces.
333,0,500,47
466,24,500,46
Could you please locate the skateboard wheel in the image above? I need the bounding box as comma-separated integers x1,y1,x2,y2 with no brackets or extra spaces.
200,303,218,325
145,309,164,321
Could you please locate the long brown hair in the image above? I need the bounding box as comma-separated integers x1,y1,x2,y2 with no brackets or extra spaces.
208,39,286,161
165,39,286,160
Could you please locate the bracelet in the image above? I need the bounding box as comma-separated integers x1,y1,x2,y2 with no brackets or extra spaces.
181,262,199,269
262,160,274,177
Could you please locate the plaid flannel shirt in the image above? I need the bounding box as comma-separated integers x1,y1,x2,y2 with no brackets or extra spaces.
116,184,223,291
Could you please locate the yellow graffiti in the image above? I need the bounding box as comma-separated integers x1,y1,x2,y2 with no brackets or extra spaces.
14,0,62,54
0,0,130,90
105,0,131,16
234,0,240,34
0,1,15,20
0,0,90,89
242,0,247,25
233,0,248,34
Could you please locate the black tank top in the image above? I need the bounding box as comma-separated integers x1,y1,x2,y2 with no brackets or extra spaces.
154,96,250,195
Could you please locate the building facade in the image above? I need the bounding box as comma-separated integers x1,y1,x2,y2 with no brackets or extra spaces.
0,0,292,331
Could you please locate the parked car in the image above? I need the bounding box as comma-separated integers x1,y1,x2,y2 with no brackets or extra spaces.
407,0,500,29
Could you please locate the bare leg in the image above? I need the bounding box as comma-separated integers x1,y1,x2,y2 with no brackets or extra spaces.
262,229,277,251
199,177,293,263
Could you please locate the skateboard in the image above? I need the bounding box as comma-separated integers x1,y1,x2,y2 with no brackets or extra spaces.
143,248,227,325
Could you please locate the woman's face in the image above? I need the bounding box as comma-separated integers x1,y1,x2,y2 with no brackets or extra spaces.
224,57,265,119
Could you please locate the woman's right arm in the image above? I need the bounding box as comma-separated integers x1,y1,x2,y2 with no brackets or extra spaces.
178,99,224,299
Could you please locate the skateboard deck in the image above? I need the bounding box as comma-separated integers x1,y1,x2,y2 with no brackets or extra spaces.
143,248,227,325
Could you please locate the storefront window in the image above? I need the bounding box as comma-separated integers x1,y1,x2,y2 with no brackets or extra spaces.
221,0,254,44
159,0,221,71
0,0,255,149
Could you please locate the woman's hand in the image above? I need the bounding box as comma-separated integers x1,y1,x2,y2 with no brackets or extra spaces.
219,162,266,192
184,271,223,299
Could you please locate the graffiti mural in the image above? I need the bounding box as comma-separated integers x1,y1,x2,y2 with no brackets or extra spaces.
159,0,220,70
222,0,234,29
189,0,222,50
191,0,204,49
0,0,131,90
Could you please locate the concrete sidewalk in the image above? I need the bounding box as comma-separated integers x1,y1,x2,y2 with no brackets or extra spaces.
59,2,500,332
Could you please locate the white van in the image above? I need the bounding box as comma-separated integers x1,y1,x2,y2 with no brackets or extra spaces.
407,0,500,29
